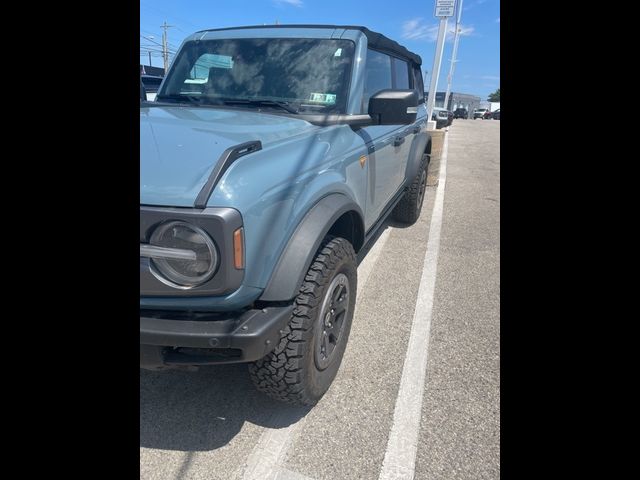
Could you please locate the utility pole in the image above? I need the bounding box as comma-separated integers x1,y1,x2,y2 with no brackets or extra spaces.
148,51,152,67
161,21,174,74
443,0,464,111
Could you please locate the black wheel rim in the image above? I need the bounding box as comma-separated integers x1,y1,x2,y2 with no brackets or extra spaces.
417,169,427,211
314,273,350,370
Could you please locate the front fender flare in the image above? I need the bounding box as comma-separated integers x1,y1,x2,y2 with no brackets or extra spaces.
259,193,364,302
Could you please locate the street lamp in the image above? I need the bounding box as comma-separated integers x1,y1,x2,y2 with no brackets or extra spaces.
141,35,155,67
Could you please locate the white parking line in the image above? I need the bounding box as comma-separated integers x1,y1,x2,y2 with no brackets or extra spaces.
378,132,449,480
241,227,394,480
357,227,392,296
273,467,316,480
241,410,308,480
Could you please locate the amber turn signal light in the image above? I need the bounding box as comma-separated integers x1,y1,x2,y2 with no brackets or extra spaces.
233,228,244,269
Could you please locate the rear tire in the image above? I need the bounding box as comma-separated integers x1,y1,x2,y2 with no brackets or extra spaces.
249,237,357,406
393,154,428,224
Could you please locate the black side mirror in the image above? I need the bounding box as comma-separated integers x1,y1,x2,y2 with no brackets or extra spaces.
140,80,147,102
368,89,418,125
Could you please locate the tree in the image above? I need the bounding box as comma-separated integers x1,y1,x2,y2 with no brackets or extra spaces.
488,88,500,102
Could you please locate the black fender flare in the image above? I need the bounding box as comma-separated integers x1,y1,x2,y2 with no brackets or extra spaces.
259,193,364,302
404,131,431,185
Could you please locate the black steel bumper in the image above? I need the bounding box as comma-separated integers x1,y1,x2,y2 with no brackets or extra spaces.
140,305,294,369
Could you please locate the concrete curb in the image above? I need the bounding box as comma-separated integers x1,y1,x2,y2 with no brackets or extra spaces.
426,129,446,186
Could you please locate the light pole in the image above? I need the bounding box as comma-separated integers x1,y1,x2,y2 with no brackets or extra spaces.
443,0,464,111
141,35,155,67
425,15,449,130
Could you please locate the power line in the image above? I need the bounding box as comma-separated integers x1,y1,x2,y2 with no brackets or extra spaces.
139,35,164,48
140,45,176,54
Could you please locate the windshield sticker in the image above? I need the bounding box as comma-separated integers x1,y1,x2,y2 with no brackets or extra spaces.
334,48,343,57
309,93,337,105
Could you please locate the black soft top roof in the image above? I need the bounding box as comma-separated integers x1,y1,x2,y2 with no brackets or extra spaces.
196,24,422,66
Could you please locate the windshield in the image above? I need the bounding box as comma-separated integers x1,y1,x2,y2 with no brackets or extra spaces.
158,38,355,114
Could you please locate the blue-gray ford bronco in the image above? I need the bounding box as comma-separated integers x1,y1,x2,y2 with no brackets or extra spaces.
140,25,432,406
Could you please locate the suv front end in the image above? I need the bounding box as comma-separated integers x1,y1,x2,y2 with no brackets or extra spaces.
139,205,295,369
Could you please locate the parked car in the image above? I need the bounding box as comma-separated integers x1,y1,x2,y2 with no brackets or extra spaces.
432,107,450,129
446,110,453,126
482,110,493,120
140,24,432,406
473,108,488,119
453,108,468,119
492,109,500,120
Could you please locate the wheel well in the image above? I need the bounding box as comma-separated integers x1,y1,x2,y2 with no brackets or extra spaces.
425,140,432,165
327,210,364,253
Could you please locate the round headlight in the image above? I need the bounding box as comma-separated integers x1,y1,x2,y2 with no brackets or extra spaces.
149,221,218,288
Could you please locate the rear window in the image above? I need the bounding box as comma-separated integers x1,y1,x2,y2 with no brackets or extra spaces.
393,58,409,89
412,67,424,103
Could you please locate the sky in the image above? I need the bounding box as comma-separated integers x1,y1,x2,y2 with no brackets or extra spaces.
140,0,500,100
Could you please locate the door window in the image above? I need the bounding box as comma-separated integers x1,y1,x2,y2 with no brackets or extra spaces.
362,50,392,111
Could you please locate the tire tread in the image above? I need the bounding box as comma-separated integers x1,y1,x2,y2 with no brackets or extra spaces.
248,236,356,405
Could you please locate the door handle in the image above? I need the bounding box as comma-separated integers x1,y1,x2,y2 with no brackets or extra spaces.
393,136,405,147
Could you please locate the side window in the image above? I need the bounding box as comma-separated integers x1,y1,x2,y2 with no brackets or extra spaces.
392,58,409,89
362,50,392,112
413,67,425,103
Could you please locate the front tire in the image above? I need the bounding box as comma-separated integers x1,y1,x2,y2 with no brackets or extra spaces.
249,237,357,406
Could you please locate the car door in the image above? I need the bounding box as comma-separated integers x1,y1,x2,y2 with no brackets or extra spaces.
360,50,413,228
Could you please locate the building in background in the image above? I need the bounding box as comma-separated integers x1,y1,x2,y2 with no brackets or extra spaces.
425,91,481,114
478,101,500,113
140,64,165,77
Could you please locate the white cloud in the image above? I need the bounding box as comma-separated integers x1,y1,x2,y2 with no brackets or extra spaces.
481,75,500,80
274,0,303,6
402,18,436,40
402,17,474,42
465,0,488,11
447,24,474,39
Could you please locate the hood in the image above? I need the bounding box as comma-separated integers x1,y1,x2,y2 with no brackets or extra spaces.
140,105,319,206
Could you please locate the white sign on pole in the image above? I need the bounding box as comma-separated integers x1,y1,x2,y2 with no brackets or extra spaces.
435,0,455,17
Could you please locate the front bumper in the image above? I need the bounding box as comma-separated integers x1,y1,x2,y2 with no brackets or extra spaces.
140,305,294,369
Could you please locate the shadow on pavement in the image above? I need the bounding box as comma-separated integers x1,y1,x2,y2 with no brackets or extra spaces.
140,365,310,451
356,216,393,264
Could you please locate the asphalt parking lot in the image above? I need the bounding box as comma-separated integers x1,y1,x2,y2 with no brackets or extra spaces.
140,118,500,480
